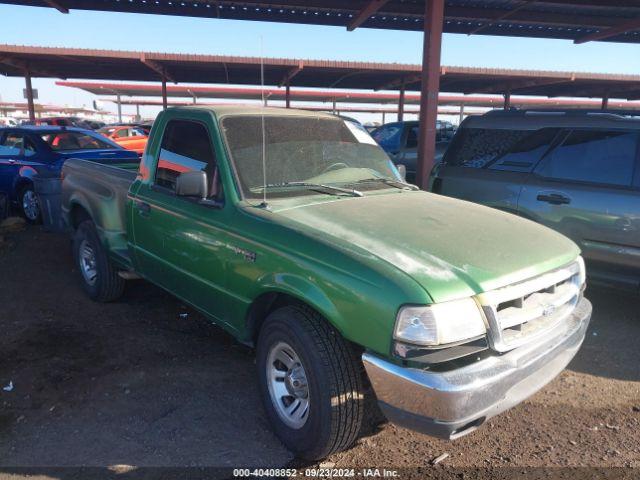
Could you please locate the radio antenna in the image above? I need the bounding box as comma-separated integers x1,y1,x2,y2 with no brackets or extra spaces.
259,36,269,209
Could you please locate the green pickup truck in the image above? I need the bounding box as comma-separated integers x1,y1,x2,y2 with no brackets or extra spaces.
61,106,592,460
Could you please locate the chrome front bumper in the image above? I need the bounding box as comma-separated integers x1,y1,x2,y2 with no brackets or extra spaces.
362,297,592,439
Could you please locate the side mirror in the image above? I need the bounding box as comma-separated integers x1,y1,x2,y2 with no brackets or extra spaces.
395,163,407,181
176,170,208,199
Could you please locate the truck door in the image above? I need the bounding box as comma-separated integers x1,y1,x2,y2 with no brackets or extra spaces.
518,129,640,288
432,127,560,215
130,118,231,324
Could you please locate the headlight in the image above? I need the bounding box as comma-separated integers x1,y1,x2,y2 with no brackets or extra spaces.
394,298,486,346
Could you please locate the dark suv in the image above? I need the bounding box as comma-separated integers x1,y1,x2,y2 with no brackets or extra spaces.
430,110,640,291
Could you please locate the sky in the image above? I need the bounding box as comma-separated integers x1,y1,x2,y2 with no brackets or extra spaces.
2,4,640,122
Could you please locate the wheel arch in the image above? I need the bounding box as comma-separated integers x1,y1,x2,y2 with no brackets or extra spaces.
68,201,93,230
244,276,343,346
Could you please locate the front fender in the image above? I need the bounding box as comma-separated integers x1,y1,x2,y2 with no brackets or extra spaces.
256,272,342,332
250,268,403,356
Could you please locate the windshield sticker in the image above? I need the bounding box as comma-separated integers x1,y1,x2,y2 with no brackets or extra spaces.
344,121,378,146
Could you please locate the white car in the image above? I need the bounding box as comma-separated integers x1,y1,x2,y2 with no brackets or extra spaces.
0,117,18,127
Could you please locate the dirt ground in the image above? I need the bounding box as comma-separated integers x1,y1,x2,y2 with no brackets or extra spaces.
0,225,638,479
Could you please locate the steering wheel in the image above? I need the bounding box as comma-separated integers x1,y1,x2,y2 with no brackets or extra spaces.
321,162,349,174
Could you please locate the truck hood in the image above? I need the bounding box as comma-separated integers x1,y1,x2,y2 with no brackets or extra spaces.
271,191,579,302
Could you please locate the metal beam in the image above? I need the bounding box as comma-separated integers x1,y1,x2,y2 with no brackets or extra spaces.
43,0,68,13
24,70,35,122
140,55,176,83
161,78,168,110
470,75,576,95
503,90,511,110
416,0,444,190
279,62,304,87
0,56,62,79
377,73,421,92
467,0,535,36
116,93,122,123
285,82,291,108
574,17,640,44
398,78,406,121
347,0,392,31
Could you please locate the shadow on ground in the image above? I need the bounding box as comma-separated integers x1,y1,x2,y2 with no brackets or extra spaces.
567,286,640,382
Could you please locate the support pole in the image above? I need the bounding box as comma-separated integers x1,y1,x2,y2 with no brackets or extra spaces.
503,90,511,110
416,0,444,189
285,82,291,108
332,99,337,114
601,94,609,110
136,104,140,120
382,111,386,124
398,78,406,121
24,69,35,123
459,104,465,125
161,77,168,110
116,93,122,124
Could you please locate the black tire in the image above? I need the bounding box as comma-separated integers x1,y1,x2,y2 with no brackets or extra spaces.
256,305,364,460
72,220,125,302
18,184,41,224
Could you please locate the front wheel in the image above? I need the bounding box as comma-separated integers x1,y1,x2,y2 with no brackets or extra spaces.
72,220,125,302
257,305,365,460
19,184,41,224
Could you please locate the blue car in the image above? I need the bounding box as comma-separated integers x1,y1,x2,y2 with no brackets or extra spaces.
0,126,139,223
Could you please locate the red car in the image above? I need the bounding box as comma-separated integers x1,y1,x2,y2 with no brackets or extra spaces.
98,125,149,156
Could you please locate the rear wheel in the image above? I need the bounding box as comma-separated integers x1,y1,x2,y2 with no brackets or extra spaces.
19,184,41,224
72,220,125,302
257,305,365,460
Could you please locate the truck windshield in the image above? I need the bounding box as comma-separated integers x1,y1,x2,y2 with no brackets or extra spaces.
221,115,403,199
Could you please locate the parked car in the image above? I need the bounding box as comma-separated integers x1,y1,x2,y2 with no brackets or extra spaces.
25,117,76,127
0,117,18,127
98,125,149,156
430,109,640,292
61,106,590,460
371,120,455,184
0,126,139,223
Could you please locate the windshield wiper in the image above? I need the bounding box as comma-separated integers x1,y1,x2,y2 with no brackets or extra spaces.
353,178,419,191
259,182,363,197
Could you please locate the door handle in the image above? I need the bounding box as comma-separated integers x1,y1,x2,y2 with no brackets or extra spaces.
536,193,571,205
8,159,16,165
134,200,151,216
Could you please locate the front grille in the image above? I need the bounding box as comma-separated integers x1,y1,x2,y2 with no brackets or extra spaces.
476,261,583,352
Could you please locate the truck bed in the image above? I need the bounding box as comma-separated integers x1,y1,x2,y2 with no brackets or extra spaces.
61,158,138,269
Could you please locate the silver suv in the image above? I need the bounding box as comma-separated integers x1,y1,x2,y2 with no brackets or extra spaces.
430,110,640,292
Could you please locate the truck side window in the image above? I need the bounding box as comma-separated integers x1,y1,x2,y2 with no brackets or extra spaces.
155,119,217,195
536,130,637,187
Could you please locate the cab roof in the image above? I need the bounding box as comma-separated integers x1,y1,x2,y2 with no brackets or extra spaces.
165,105,339,119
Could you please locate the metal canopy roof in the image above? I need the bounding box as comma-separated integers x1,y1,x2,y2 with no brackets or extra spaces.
3,1,640,44
55,81,640,110
4,45,640,99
